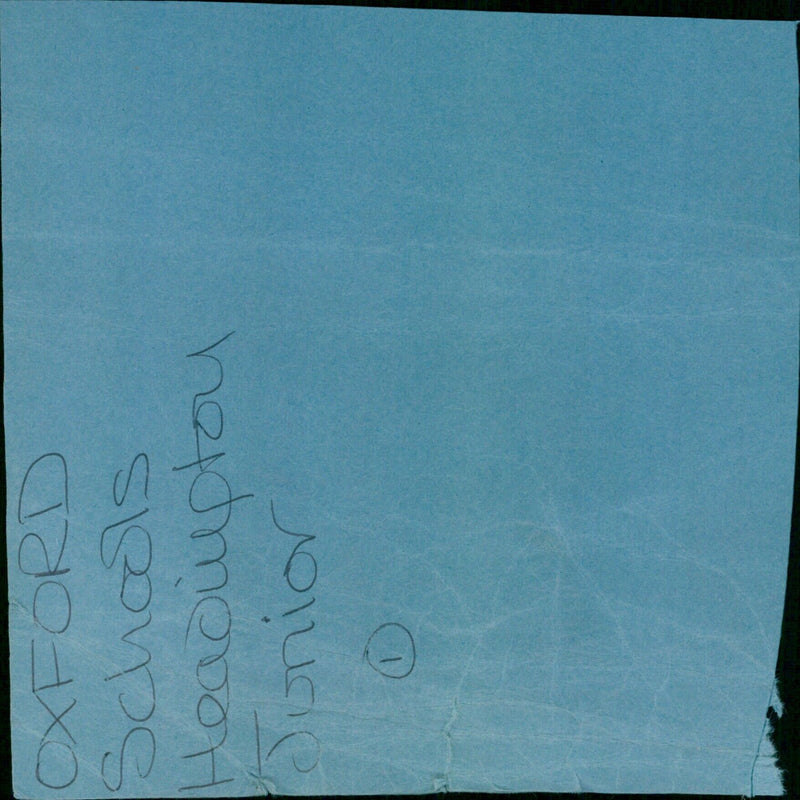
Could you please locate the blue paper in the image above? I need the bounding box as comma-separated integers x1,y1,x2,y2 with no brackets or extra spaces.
3,3,797,796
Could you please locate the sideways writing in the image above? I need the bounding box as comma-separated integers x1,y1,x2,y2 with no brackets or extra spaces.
173,331,253,793
253,504,320,779
16,454,77,791
99,452,156,791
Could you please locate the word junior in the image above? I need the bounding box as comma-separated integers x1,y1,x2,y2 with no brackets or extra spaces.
252,503,320,780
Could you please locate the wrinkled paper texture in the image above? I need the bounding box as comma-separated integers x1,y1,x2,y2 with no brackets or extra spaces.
3,4,797,797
